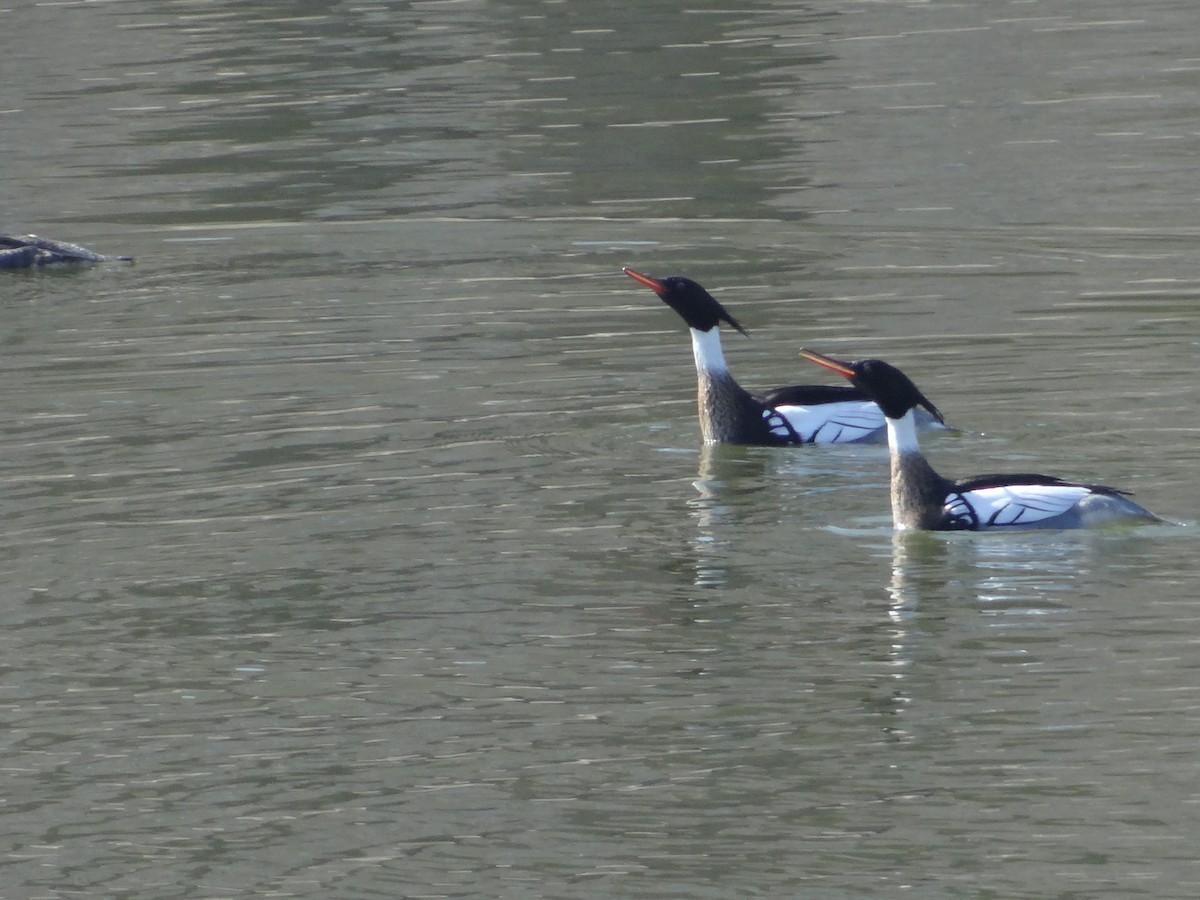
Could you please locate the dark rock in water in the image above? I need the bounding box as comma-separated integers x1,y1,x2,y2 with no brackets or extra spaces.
0,233,133,268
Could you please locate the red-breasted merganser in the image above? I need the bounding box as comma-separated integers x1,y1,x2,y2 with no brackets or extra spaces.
800,348,1162,530
623,267,945,446
0,233,132,269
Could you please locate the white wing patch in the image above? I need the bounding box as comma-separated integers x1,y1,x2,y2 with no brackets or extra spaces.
762,408,797,441
772,401,886,444
953,484,1093,528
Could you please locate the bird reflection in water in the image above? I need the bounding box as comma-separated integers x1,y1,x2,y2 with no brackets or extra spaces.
888,528,1087,638
686,445,742,589
882,528,1116,744
879,530,955,741
684,444,782,589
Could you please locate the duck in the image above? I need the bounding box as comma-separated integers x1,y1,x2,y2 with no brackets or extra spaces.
623,267,945,446
0,233,132,269
799,348,1162,530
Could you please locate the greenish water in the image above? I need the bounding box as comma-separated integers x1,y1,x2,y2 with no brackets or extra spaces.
3,1,1200,897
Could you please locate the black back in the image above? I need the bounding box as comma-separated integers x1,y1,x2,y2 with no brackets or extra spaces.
761,383,870,407
953,473,1132,497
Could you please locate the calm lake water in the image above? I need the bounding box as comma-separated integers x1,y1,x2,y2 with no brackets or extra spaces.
4,1,1200,897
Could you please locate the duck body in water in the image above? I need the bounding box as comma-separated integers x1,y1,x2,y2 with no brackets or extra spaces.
623,268,946,446
799,348,1162,531
0,233,132,268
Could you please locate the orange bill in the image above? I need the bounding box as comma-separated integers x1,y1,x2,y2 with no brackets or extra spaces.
622,267,667,295
799,348,856,379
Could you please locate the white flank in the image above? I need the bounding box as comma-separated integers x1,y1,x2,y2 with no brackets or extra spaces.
689,327,728,374
954,484,1092,527
774,401,885,444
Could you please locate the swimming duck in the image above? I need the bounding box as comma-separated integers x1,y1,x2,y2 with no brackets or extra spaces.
800,348,1161,530
624,268,945,445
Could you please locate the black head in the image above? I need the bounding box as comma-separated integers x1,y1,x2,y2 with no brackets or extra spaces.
799,349,945,424
623,268,749,335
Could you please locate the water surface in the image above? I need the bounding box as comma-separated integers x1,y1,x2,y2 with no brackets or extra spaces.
3,1,1200,897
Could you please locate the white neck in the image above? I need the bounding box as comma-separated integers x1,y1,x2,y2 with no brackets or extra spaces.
689,327,728,374
885,409,922,456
